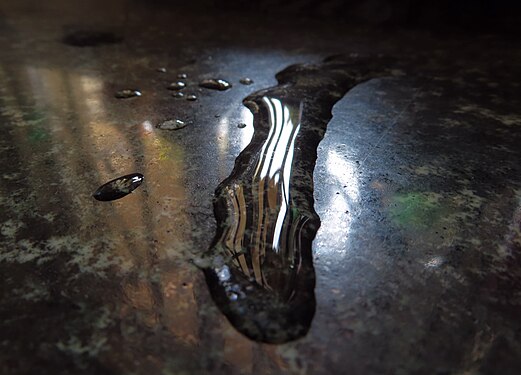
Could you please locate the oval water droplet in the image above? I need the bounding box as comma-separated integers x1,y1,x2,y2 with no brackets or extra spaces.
156,67,167,73
115,89,141,99
239,77,254,85
172,91,185,98
177,73,188,79
199,79,232,91
168,81,186,90
186,94,197,101
237,123,247,128
157,119,187,130
93,173,144,201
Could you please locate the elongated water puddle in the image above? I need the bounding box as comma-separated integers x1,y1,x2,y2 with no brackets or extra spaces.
203,56,390,343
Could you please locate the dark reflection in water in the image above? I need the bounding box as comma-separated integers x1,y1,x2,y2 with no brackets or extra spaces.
204,56,390,343
93,173,144,201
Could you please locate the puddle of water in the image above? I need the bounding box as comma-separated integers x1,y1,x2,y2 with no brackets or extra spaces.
93,173,144,201
203,55,391,343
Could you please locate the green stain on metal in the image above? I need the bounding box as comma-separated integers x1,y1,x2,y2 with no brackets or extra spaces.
28,127,50,142
24,110,49,142
389,192,443,229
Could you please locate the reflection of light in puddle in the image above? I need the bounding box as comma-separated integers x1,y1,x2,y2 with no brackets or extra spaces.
251,97,301,252
217,95,303,281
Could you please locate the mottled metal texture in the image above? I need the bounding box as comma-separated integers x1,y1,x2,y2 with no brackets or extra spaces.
1,0,521,374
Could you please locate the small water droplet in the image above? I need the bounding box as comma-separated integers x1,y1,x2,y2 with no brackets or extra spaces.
168,81,186,90
237,123,247,128
199,79,232,91
239,77,254,85
172,91,185,98
115,89,141,99
186,94,197,101
157,119,187,130
177,73,187,79
156,67,167,73
93,173,144,201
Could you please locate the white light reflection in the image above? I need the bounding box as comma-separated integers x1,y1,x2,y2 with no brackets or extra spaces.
252,97,302,252
217,116,230,155
79,75,105,117
216,95,304,287
141,120,154,134
424,256,444,269
315,148,360,256
326,150,359,202
239,107,254,150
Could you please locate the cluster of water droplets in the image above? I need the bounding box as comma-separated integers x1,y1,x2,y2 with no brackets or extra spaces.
114,67,255,132
96,67,256,201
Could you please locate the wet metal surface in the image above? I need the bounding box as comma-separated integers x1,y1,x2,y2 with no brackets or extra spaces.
1,0,521,374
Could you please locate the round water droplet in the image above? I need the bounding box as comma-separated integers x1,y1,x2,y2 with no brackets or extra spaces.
172,91,185,98
239,77,253,85
157,119,187,130
93,173,144,201
177,73,187,79
115,89,141,99
199,79,232,91
237,123,247,128
156,67,167,73
168,81,186,90
186,94,197,101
